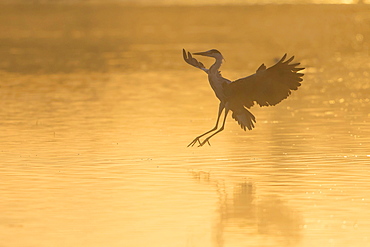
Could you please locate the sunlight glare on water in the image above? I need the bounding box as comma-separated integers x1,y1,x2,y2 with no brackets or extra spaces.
1,3,370,247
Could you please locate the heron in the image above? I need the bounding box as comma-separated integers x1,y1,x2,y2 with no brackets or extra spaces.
183,49,304,147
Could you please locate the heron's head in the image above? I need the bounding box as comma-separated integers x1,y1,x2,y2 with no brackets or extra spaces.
193,49,224,60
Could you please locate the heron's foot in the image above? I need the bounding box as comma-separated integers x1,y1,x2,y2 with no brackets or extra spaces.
198,139,211,147
187,137,202,147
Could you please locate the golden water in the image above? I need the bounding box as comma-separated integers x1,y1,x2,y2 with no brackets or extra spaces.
1,3,370,247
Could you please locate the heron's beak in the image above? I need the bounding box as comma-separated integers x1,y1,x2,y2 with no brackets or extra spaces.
193,51,209,56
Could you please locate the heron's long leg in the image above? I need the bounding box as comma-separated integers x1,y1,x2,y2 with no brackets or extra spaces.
187,102,225,147
199,108,229,147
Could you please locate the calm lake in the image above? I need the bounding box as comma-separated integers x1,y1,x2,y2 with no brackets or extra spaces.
1,3,370,247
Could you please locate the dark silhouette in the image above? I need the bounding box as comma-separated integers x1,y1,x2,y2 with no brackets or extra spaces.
183,49,304,147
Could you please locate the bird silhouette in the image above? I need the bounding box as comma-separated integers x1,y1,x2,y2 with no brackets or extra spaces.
183,49,304,147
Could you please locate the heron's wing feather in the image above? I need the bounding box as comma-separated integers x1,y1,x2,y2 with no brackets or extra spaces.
226,54,304,108
183,49,209,73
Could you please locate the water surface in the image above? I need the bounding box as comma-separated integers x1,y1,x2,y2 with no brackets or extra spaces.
1,3,370,247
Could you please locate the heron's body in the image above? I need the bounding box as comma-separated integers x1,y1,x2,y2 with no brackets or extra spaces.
208,70,230,102
183,49,304,147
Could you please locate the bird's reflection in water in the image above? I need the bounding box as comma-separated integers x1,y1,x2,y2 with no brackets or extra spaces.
191,170,302,247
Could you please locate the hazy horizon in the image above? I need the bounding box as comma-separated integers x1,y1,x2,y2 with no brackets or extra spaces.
0,0,368,5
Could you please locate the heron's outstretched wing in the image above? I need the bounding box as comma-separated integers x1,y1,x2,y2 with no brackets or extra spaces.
183,49,209,73
226,54,304,108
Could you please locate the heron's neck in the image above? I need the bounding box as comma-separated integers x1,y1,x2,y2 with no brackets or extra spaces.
209,57,223,75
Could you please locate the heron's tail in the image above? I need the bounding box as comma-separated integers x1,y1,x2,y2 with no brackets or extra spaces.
231,107,256,131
